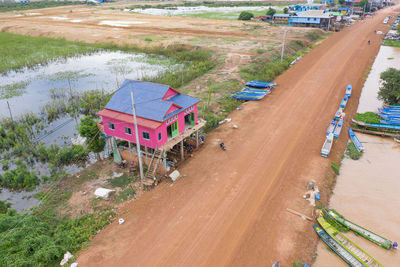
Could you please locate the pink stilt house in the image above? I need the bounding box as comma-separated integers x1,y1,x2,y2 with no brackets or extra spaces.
97,80,205,176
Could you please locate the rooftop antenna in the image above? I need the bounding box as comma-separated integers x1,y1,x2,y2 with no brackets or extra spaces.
130,88,144,181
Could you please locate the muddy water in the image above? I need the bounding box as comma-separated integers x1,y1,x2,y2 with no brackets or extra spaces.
357,46,400,113
314,134,400,266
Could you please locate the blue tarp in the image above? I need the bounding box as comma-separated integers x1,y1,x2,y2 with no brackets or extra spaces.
105,80,200,122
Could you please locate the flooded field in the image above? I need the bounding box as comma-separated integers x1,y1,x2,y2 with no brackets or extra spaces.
314,134,400,266
129,5,284,19
357,45,400,113
0,51,177,118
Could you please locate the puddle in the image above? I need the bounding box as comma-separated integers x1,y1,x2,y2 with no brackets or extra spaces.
129,5,284,17
357,46,400,113
99,20,147,27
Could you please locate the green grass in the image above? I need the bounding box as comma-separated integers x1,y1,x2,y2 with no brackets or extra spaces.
345,142,362,160
116,187,136,204
108,173,139,188
0,1,83,12
355,112,381,124
383,40,400,48
181,10,275,20
331,162,341,175
0,32,100,73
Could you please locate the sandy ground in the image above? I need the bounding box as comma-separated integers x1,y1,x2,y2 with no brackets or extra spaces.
73,6,400,267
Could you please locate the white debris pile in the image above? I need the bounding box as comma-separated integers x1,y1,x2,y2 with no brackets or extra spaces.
303,180,320,207
60,251,73,266
94,188,115,200
169,170,180,182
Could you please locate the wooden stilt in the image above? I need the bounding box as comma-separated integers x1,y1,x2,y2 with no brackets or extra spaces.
128,142,132,165
180,140,184,161
196,130,199,149
163,151,167,175
145,146,148,165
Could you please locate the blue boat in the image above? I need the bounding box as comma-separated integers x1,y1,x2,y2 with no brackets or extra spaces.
379,120,400,125
379,114,400,120
340,96,349,109
231,94,263,101
345,84,352,98
349,129,364,152
327,119,337,135
334,117,344,138
241,88,271,94
246,81,277,89
352,119,400,131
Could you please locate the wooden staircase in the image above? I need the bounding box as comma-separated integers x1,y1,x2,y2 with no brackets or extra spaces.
143,149,163,186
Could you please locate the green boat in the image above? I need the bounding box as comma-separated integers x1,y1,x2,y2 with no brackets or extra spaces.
326,209,393,250
318,217,383,267
313,224,366,267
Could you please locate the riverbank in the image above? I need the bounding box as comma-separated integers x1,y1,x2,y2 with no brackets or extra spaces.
313,44,400,266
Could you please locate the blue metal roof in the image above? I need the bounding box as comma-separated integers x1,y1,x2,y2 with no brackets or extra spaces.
105,80,200,122
273,14,291,18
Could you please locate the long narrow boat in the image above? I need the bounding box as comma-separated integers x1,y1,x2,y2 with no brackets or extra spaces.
349,129,365,152
346,84,352,98
327,119,337,135
318,217,383,267
313,224,366,267
351,127,400,138
352,119,400,132
241,87,270,93
246,81,277,89
379,114,400,120
326,209,393,250
334,117,344,138
340,96,349,109
379,119,400,125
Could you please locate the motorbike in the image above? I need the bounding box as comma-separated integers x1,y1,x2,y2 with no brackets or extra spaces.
220,141,226,151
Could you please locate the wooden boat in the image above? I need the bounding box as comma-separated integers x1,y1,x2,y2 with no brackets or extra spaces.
326,209,393,250
351,128,400,138
334,116,345,138
327,119,337,135
379,119,400,125
346,84,352,98
352,119,400,132
313,224,366,267
349,129,365,152
231,93,264,101
318,217,383,267
340,96,349,109
335,108,343,120
246,81,277,89
241,87,270,93
321,133,334,158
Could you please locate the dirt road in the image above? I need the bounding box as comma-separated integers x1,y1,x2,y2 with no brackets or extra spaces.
75,6,399,266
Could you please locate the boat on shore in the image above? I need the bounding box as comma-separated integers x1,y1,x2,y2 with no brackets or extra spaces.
317,217,383,267
313,224,366,266
334,116,345,138
246,81,277,89
351,128,400,138
321,133,334,157
346,84,352,98
349,129,365,152
326,209,393,250
340,96,349,109
327,119,337,135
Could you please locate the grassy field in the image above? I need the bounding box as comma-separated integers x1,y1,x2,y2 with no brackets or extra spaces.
383,39,400,48
181,9,281,20
0,1,83,13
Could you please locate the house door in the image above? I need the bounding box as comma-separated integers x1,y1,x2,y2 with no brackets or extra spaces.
171,121,179,137
190,112,195,126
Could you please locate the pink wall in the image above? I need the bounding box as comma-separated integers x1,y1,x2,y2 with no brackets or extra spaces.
101,103,198,149
163,88,178,100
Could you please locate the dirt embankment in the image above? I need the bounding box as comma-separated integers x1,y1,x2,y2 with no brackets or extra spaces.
74,6,400,267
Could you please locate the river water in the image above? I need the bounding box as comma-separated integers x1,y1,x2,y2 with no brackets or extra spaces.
314,45,400,266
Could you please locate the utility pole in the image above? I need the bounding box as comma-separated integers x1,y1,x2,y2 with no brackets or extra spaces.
6,101,13,122
280,27,287,63
130,89,144,181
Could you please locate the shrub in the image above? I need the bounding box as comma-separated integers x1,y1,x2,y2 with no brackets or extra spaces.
0,160,39,191
55,145,88,166
355,112,380,124
144,37,152,42
283,7,289,14
345,142,362,160
305,30,324,42
0,200,11,214
238,11,254,21
266,7,276,16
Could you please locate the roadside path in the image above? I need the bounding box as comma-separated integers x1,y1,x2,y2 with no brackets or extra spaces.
77,6,399,266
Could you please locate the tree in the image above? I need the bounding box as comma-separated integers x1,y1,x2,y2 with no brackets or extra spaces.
238,11,254,21
355,0,370,12
283,7,289,14
378,68,400,105
78,116,105,158
266,7,276,16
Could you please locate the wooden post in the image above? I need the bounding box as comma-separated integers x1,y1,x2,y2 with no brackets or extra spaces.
130,90,144,181
196,130,199,149
144,146,148,165
180,140,184,161
163,151,167,175
128,141,132,165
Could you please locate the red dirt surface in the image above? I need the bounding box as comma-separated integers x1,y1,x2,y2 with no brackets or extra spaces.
72,6,398,267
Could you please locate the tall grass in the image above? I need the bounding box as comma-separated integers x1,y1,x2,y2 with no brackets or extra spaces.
0,1,83,13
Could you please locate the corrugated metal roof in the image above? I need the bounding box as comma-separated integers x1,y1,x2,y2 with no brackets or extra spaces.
273,14,291,18
104,79,200,122
97,109,162,129
297,10,331,18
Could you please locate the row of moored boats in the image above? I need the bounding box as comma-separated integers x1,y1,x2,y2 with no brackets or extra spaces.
231,81,277,101
314,208,397,267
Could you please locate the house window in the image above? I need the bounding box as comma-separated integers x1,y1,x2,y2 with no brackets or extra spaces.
158,132,162,141
125,127,132,135
108,122,115,130
143,131,150,140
